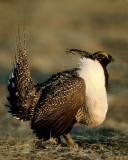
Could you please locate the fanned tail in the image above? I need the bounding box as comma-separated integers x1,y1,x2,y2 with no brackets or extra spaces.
5,28,36,121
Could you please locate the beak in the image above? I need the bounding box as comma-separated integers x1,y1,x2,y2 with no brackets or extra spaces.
111,57,115,62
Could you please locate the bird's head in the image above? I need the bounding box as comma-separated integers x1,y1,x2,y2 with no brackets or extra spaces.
65,49,114,66
92,51,114,66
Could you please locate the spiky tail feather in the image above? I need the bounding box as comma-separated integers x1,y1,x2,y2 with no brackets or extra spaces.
5,28,36,121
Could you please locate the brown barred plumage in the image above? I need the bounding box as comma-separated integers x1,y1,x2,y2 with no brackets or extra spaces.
5,30,114,146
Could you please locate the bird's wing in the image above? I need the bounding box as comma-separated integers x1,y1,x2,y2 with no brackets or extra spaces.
31,75,86,140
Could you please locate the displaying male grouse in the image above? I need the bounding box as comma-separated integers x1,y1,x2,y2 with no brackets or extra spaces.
5,30,114,146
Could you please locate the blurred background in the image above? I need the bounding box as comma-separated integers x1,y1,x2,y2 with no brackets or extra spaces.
0,0,128,140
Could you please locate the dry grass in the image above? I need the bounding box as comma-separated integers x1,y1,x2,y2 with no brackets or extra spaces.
0,0,128,159
0,129,128,160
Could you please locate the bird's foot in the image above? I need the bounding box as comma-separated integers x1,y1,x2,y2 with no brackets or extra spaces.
63,133,78,148
50,137,61,145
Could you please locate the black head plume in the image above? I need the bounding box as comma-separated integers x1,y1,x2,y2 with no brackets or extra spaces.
66,49,95,59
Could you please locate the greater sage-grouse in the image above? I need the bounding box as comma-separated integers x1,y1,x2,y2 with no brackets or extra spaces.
6,30,114,146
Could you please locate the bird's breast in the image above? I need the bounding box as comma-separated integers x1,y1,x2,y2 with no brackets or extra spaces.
76,58,108,126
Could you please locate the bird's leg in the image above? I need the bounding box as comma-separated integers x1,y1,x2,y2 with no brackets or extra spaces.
51,137,61,144
63,133,78,147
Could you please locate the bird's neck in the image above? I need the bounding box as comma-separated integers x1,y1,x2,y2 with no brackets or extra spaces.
77,58,108,126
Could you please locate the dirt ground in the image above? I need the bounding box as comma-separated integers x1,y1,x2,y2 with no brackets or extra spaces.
0,0,128,159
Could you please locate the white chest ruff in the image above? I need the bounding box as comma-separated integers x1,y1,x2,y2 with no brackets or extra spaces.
77,58,108,126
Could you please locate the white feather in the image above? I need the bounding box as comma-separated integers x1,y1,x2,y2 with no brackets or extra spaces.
14,63,17,69
78,58,108,126
8,80,10,85
12,82,15,88
12,72,14,78
13,117,20,120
